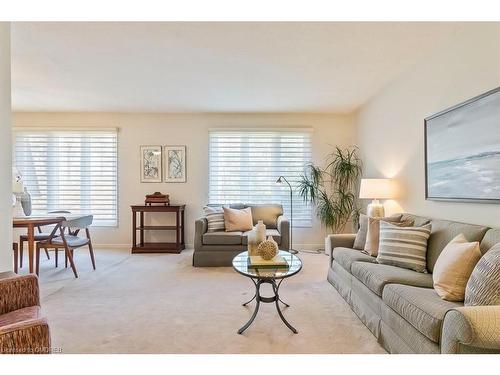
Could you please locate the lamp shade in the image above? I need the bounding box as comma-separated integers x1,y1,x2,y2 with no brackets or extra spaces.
359,179,396,199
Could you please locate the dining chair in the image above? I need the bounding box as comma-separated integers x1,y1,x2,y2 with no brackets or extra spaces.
13,243,19,274
18,210,71,268
36,215,95,279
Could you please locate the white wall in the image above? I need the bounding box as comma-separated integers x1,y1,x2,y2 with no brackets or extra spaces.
13,112,356,249
0,23,12,272
357,23,500,227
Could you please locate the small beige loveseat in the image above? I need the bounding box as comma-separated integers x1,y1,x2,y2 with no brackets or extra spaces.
326,213,500,354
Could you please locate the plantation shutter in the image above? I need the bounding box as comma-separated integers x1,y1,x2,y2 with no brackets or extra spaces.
13,128,118,226
208,129,312,227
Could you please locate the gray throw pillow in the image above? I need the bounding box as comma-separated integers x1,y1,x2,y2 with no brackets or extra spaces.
377,222,432,273
464,243,500,306
353,213,402,250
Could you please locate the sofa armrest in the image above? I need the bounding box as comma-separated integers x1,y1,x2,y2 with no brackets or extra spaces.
325,234,357,257
441,305,500,354
0,275,40,315
194,217,208,250
277,215,290,250
0,318,51,354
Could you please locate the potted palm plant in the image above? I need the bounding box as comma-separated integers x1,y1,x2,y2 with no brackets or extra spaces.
298,146,362,234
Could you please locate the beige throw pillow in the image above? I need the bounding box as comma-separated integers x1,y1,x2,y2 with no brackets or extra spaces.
353,213,402,250
433,233,482,302
364,217,414,256
223,207,253,232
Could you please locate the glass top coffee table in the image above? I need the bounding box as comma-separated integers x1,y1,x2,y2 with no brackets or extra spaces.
232,250,302,334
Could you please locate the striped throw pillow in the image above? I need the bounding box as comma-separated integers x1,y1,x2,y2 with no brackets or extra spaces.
464,243,500,306
203,206,225,232
377,222,432,273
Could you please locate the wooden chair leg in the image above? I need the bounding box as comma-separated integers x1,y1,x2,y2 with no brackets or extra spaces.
65,248,78,278
86,229,96,270
13,243,18,274
35,244,41,276
44,248,50,260
65,250,68,268
55,249,59,268
19,238,24,268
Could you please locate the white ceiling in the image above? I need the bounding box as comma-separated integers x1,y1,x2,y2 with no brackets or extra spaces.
11,22,462,113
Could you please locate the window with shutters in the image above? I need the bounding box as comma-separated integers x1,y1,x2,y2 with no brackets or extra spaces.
13,128,118,226
208,129,312,227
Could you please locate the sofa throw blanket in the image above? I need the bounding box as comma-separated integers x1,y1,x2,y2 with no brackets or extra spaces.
377,222,432,273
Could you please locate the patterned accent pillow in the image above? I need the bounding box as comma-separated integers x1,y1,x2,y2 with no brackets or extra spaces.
464,243,500,306
203,206,225,232
377,222,432,273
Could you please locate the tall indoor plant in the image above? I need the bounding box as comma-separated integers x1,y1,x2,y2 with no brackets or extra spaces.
298,146,362,234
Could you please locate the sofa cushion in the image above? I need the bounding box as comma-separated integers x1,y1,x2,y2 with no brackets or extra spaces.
242,229,281,245
0,306,41,327
400,213,431,228
382,284,462,343
203,231,243,245
479,228,500,254
351,262,433,297
426,218,489,273
250,204,283,229
331,247,377,272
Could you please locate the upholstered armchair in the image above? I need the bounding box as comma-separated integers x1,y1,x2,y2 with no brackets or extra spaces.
0,274,51,354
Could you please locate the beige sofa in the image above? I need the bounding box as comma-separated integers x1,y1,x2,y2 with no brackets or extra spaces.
193,203,290,267
326,213,500,354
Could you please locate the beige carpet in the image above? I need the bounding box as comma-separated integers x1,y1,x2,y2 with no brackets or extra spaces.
24,248,385,354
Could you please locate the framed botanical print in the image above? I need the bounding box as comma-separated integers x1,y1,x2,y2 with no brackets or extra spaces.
164,145,186,183
140,145,162,183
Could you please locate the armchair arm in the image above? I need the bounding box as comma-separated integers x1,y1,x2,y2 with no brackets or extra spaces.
325,234,357,257
0,275,40,315
194,217,208,250
277,215,290,250
0,318,51,354
441,305,500,354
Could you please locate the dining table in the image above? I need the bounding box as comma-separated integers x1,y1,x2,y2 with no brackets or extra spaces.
12,213,90,274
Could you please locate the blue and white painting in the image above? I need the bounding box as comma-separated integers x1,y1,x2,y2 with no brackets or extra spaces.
426,88,500,201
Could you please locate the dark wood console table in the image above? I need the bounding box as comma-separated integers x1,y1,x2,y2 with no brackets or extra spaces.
131,205,185,253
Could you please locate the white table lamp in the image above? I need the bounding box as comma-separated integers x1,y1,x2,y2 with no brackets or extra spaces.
359,178,396,218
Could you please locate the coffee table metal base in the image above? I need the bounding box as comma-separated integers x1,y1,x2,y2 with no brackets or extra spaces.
238,278,298,334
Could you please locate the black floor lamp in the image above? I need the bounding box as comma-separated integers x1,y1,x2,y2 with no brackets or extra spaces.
276,176,298,254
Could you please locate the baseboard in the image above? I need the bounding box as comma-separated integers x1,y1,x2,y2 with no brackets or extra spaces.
294,244,324,251
94,243,323,251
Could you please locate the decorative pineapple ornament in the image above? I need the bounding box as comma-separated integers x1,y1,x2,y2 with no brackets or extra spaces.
257,236,279,260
